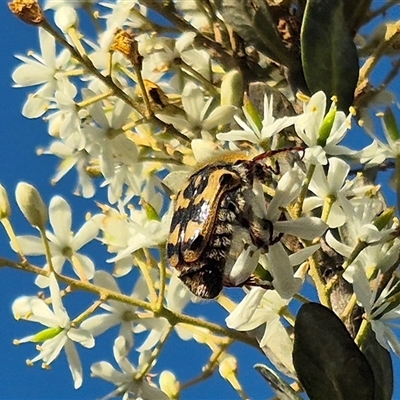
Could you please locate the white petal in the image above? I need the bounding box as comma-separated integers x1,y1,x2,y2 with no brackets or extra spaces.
71,215,102,250
54,6,78,32
327,158,349,192
139,381,169,400
325,230,352,257
136,321,166,352
93,270,121,292
326,203,347,228
80,314,121,336
71,253,95,281
289,244,320,266
49,273,68,323
68,327,95,348
182,83,203,125
91,361,126,383
29,298,58,327
166,274,192,312
118,321,135,351
226,287,265,329
267,243,300,299
370,321,391,351
155,113,192,132
309,164,329,198
225,246,260,286
260,319,295,374
15,235,45,255
191,139,218,163
12,62,50,86
372,320,400,357
64,339,83,389
41,332,67,364
39,27,56,68
275,217,327,240
202,105,236,131
216,130,259,144
12,296,36,320
114,337,136,375
351,266,372,313
49,196,72,245
303,196,324,213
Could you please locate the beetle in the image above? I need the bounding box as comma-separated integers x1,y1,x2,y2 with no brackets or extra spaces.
167,148,301,298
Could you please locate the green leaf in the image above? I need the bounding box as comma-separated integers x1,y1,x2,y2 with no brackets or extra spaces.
301,0,359,111
293,302,375,400
254,364,303,400
361,329,393,400
214,0,294,68
342,0,372,32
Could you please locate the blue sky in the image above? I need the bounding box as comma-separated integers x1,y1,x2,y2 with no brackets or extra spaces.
0,2,400,400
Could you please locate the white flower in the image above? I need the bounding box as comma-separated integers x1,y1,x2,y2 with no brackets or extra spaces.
42,140,95,198
137,32,210,83
156,81,236,137
350,268,400,357
81,271,151,349
217,95,298,145
46,90,85,150
226,287,295,376
173,0,210,29
103,204,170,275
134,274,193,352
303,157,374,228
294,91,354,164
357,140,390,166
325,195,395,255
358,108,400,167
91,336,169,400
12,273,94,389
15,196,103,287
224,165,326,298
12,28,76,118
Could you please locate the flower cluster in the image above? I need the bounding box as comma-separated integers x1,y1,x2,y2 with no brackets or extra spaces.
4,0,400,398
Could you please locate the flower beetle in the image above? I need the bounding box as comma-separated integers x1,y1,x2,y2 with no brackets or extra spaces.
167,148,302,298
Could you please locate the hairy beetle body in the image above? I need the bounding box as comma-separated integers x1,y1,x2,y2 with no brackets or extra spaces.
167,149,299,298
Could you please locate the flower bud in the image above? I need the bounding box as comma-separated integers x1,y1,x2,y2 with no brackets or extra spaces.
140,198,160,221
159,370,180,399
221,69,243,107
16,182,48,229
0,184,11,219
219,354,238,381
243,93,262,131
382,108,400,142
317,104,336,146
32,327,63,343
374,207,395,231
54,6,77,32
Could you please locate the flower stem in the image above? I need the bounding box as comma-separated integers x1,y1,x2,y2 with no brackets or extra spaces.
1,218,26,263
0,257,259,348
135,325,175,380
39,227,55,274
354,318,370,347
180,339,233,390
293,163,315,218
155,247,167,312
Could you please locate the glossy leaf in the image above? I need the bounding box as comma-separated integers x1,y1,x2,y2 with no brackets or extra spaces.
293,303,375,400
215,0,294,68
361,329,393,400
342,0,372,32
301,0,359,111
254,364,302,400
